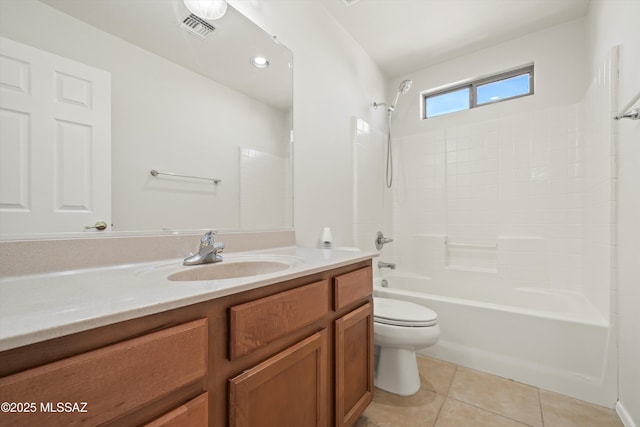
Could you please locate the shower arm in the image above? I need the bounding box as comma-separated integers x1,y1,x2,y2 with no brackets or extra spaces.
373,79,413,112
372,101,396,114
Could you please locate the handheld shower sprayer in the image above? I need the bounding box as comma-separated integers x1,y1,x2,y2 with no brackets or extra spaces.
372,80,413,188
389,79,412,112
373,80,413,113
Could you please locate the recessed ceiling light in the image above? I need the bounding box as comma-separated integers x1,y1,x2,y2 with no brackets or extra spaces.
251,56,270,69
183,0,227,20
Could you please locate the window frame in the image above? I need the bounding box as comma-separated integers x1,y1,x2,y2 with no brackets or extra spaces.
421,64,534,119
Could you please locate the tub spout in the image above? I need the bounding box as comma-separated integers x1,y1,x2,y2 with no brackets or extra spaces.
378,261,396,270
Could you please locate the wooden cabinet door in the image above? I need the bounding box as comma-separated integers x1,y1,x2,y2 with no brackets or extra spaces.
144,393,208,427
335,302,373,427
229,330,328,427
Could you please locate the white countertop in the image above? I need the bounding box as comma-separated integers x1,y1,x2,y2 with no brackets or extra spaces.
0,246,376,352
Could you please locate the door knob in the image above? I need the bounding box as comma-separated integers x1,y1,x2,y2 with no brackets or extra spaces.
85,220,108,231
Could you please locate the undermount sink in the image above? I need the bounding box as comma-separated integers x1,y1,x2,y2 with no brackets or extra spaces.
168,260,292,282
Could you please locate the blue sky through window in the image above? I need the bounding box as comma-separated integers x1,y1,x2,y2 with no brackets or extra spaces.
476,74,530,105
423,66,533,119
426,87,470,118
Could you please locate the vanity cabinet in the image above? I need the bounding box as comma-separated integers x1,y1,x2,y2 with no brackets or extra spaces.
0,260,372,427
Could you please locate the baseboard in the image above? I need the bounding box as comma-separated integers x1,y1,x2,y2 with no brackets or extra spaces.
617,401,638,427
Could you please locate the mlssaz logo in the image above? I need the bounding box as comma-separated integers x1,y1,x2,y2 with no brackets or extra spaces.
40,402,88,413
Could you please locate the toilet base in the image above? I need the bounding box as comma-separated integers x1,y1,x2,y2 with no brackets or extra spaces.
374,346,421,396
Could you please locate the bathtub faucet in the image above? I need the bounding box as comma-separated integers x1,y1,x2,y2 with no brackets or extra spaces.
378,261,396,270
375,231,394,250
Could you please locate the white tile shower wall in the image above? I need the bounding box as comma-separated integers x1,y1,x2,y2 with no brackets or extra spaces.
497,105,583,290
353,118,393,257
580,48,618,318
446,121,499,246
393,103,584,290
390,51,616,319
393,131,447,270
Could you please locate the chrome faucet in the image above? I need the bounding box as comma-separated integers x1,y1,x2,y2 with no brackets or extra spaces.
183,231,224,266
378,261,396,270
375,231,394,250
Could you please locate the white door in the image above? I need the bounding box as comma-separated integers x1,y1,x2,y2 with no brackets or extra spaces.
0,37,111,235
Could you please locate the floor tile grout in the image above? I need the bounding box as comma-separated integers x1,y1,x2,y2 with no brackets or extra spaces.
443,396,538,427
537,386,545,427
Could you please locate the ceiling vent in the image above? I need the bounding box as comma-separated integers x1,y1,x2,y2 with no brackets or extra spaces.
342,0,363,6
181,13,216,38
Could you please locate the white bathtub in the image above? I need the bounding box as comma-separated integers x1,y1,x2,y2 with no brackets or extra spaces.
374,273,617,406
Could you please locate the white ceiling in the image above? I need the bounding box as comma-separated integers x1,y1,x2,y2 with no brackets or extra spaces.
319,0,590,78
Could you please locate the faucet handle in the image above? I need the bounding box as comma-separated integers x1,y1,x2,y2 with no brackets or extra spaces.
375,231,394,250
200,230,216,247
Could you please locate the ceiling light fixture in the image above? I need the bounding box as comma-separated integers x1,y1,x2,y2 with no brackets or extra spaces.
251,56,270,69
183,0,228,20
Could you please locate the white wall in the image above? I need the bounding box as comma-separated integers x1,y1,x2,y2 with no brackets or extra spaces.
586,1,640,424
230,0,387,248
0,0,290,232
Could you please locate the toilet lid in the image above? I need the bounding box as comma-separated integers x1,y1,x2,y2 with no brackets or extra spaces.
373,297,438,327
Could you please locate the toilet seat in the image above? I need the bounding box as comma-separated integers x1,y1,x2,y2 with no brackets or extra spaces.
373,297,438,327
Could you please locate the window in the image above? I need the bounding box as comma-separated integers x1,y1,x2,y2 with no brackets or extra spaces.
422,65,534,119
426,87,470,118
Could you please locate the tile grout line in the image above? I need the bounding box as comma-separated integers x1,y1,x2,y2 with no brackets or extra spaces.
537,386,546,427
444,363,539,426
444,396,538,427
431,363,460,427
443,362,458,397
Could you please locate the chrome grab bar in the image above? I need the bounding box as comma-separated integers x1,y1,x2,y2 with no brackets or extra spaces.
445,238,497,249
150,169,221,184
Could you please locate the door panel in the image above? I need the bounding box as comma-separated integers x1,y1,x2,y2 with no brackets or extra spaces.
0,37,111,234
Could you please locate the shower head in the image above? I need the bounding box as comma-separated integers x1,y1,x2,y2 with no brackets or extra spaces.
372,79,414,112
390,79,413,111
398,79,412,94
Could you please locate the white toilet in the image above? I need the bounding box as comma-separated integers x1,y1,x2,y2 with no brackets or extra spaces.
373,297,440,396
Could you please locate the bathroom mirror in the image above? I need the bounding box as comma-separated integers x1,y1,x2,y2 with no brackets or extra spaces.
0,0,293,238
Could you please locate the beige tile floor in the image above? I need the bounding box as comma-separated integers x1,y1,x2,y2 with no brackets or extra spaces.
357,356,623,427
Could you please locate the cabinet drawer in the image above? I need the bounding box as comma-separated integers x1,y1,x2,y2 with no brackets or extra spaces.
144,392,208,427
229,280,329,359
0,319,207,427
333,267,372,311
